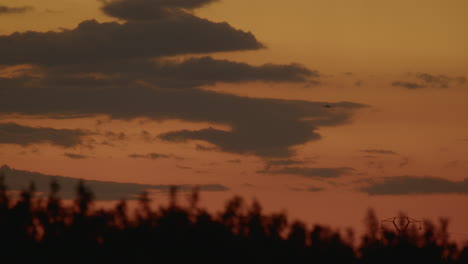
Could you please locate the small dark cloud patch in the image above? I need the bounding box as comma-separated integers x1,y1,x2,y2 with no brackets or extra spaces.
360,176,468,195
399,157,409,167
263,159,306,170
443,160,459,169
0,6,33,15
267,159,306,167
227,159,241,164
0,165,228,200
176,165,192,170
362,149,398,155
416,73,466,88
104,131,127,141
391,81,424,89
64,153,89,159
307,187,324,192
140,130,156,143
195,144,217,151
128,153,174,160
290,186,324,192
0,122,89,148
261,166,354,178
392,73,466,89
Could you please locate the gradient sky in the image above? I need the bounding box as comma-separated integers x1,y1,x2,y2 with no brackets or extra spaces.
1,0,468,240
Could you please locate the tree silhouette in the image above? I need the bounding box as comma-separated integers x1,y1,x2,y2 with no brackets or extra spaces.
0,179,464,264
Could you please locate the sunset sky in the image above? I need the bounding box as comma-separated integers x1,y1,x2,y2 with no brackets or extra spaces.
1,0,468,238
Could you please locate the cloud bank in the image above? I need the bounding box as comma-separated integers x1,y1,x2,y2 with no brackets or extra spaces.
0,0,364,158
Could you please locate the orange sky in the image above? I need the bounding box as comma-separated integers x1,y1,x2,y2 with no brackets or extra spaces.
1,0,468,242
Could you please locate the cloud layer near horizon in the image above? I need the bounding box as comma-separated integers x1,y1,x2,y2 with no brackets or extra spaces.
361,176,468,195
0,165,228,200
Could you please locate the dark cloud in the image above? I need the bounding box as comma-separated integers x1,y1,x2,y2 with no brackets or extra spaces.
227,159,241,164
290,186,324,192
64,153,90,159
0,6,33,15
392,73,466,89
39,56,315,89
416,73,466,88
266,159,306,167
399,157,409,167
362,149,398,155
443,160,459,169
360,176,468,195
0,165,228,200
104,131,127,141
1,78,364,157
149,56,316,88
128,152,175,160
100,0,218,21
261,166,354,178
0,122,89,147
195,144,217,151
0,0,363,158
140,130,156,143
307,187,324,192
391,81,424,89
263,159,307,171
176,165,192,170
0,18,262,66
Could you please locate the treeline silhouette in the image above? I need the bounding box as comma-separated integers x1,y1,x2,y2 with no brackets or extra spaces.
0,176,467,264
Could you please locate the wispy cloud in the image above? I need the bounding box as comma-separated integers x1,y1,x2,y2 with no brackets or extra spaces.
360,176,468,195
128,152,181,160
392,73,466,89
362,149,399,155
64,153,89,159
260,166,354,178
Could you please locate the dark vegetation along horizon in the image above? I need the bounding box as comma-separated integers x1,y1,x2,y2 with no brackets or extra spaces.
0,174,467,264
